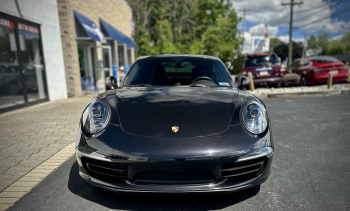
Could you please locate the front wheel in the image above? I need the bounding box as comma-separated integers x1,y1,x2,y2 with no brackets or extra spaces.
300,76,307,86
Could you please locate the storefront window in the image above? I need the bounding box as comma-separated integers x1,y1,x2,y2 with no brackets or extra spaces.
118,45,125,67
18,22,46,102
0,14,47,112
127,48,132,65
0,17,24,109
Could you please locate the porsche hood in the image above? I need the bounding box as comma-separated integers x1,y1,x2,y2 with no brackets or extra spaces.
115,87,238,138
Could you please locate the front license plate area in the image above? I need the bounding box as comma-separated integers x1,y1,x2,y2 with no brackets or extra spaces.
330,70,338,75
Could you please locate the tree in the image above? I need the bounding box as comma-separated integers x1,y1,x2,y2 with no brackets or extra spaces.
127,0,242,62
317,33,330,55
152,19,178,54
274,41,303,62
306,32,350,56
340,33,350,54
270,38,282,52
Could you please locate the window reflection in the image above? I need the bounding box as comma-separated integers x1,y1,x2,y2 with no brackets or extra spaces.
18,22,46,102
0,17,24,109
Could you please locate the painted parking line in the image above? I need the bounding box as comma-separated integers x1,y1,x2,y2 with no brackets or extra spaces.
0,142,76,211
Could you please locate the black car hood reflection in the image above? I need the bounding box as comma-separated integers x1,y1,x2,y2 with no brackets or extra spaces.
115,87,238,138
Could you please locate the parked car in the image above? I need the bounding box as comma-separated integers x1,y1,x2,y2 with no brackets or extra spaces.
0,64,22,95
0,62,42,96
283,56,349,86
233,52,284,88
76,54,273,194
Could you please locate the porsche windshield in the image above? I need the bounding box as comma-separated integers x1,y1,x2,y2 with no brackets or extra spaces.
123,57,233,87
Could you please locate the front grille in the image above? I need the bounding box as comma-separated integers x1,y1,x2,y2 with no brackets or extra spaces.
221,157,266,182
81,157,128,182
134,172,215,185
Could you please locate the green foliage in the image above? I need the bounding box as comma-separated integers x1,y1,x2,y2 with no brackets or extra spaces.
307,32,350,55
127,0,242,63
270,38,282,52
152,19,179,54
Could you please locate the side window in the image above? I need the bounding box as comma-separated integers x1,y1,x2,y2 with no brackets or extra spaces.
300,60,308,67
290,61,300,69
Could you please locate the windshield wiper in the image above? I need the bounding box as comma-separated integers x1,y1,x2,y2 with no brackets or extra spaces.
190,84,206,87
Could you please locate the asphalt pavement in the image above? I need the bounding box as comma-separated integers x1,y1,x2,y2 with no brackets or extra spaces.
7,95,350,211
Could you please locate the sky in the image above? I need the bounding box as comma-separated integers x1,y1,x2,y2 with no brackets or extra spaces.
231,0,350,52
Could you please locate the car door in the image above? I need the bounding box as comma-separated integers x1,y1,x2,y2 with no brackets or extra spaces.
283,61,301,85
299,59,312,75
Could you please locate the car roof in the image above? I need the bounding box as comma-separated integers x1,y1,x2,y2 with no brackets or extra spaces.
247,52,274,57
306,56,338,60
136,54,219,61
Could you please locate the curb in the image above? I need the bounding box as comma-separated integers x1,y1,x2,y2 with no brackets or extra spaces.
250,88,350,99
267,89,343,98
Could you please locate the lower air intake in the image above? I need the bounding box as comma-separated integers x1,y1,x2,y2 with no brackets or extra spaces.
221,157,266,182
81,157,128,182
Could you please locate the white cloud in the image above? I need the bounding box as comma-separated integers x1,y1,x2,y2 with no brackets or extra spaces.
332,34,344,40
324,20,350,33
249,23,278,37
275,35,305,44
231,0,350,33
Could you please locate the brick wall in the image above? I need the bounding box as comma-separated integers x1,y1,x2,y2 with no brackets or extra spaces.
57,0,132,97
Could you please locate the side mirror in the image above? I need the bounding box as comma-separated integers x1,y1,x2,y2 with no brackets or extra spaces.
239,76,250,90
105,76,117,90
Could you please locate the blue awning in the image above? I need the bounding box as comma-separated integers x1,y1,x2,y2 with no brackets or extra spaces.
123,36,139,51
74,11,107,44
100,18,138,51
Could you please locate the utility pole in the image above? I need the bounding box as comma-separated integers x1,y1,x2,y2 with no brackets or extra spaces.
239,9,251,37
282,0,303,65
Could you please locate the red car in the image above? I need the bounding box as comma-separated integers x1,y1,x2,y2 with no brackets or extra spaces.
283,56,349,86
233,52,284,88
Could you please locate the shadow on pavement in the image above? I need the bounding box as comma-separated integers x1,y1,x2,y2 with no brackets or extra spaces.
68,161,260,210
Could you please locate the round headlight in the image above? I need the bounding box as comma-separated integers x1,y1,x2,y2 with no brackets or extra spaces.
81,99,111,134
241,101,268,134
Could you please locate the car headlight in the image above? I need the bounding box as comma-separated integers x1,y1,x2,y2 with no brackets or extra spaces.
241,101,268,134
81,99,111,134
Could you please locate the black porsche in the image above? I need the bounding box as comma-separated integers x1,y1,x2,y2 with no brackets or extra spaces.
76,54,273,194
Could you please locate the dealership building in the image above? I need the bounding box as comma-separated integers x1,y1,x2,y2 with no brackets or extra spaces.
0,0,136,113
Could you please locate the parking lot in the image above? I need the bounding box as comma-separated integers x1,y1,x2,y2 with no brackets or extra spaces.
5,95,350,211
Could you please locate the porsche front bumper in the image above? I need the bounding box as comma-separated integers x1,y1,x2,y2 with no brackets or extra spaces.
75,145,273,194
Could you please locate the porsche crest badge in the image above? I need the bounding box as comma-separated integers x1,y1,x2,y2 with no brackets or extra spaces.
172,126,179,133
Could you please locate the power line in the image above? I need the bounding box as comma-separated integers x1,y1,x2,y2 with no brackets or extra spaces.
279,6,350,36
294,0,345,13
281,0,304,66
293,0,346,23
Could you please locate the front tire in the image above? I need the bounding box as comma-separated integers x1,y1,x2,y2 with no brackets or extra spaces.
300,76,307,86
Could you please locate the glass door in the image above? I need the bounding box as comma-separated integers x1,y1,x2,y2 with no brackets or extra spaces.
17,22,46,103
0,17,25,109
100,46,112,77
0,13,47,113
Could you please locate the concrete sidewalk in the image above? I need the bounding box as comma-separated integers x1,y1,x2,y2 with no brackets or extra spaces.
0,97,92,194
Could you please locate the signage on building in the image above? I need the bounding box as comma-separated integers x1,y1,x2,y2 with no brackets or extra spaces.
17,23,39,34
0,18,14,28
81,23,107,44
251,37,270,53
